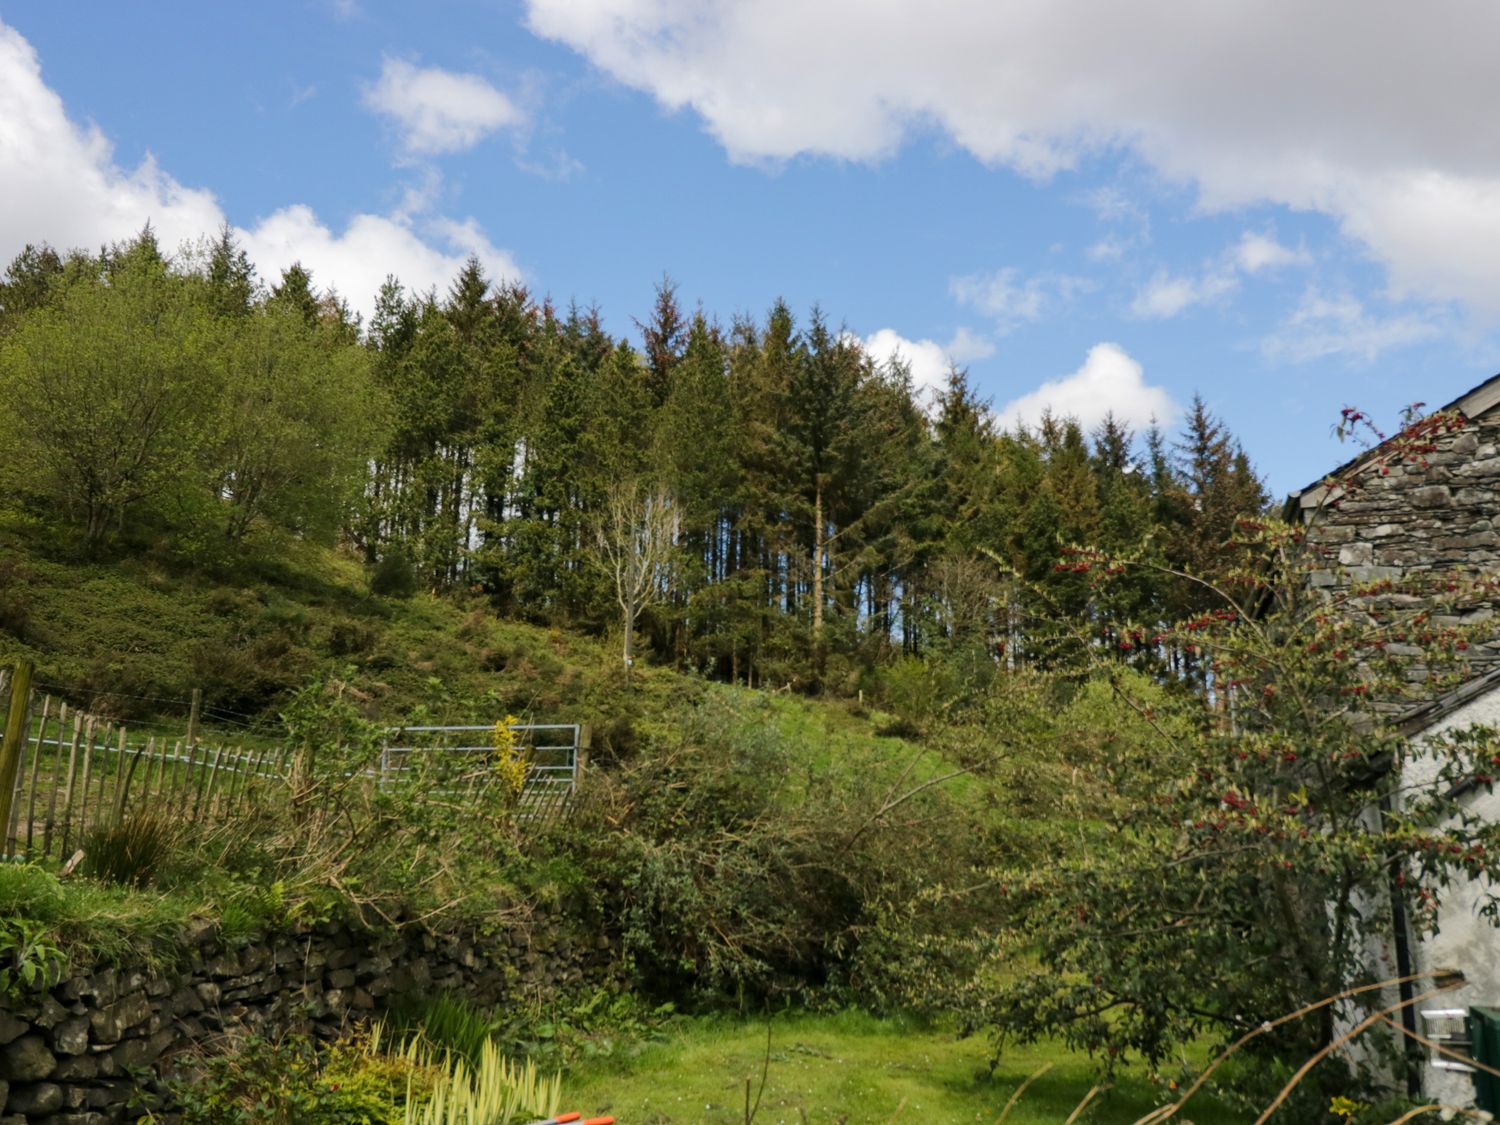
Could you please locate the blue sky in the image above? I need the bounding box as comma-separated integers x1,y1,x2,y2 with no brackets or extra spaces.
3,2,1499,497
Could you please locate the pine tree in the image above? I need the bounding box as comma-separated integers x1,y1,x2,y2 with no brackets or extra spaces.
270,263,320,329
0,243,65,332
786,310,861,660
204,225,256,318
636,275,686,408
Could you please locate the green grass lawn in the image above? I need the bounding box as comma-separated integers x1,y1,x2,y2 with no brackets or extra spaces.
565,1011,1239,1125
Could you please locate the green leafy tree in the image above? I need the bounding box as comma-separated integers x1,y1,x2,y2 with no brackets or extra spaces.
0,238,216,545
987,433,1500,1081
207,302,385,542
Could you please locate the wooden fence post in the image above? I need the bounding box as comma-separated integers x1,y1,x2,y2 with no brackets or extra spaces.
23,697,55,855
73,718,96,852
52,713,81,858
186,688,201,750
0,660,34,857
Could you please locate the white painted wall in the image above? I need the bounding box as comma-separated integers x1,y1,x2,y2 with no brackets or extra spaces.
1402,684,1500,1105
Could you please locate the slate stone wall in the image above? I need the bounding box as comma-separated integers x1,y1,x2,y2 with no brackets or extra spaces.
0,911,608,1124
1301,410,1500,681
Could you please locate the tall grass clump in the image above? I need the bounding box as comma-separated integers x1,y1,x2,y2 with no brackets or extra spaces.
404,1038,560,1125
82,811,180,887
392,992,497,1068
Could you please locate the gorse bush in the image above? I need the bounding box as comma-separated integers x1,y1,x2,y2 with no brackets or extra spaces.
874,653,955,735
371,547,418,599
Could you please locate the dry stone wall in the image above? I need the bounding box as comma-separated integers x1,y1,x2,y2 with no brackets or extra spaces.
0,912,609,1124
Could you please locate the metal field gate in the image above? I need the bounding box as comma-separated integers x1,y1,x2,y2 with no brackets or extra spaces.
378,723,582,822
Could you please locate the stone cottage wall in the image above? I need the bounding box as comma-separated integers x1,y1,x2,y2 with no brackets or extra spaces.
0,911,610,1124
1300,407,1500,680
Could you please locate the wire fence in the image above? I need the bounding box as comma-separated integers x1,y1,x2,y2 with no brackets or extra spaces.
0,664,585,861
0,667,289,861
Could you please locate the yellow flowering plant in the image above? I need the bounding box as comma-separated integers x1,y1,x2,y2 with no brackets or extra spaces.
493,715,528,798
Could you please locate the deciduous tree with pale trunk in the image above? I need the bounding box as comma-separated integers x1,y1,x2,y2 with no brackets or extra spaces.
593,481,677,687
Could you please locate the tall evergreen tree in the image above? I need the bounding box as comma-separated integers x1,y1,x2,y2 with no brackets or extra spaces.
636,275,686,408
270,263,320,328
0,243,65,332
204,225,256,318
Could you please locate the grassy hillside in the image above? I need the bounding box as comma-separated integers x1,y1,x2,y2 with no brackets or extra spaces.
0,511,604,727
0,509,1025,810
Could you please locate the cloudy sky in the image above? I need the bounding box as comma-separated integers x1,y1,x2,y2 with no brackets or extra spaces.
3,2,1498,495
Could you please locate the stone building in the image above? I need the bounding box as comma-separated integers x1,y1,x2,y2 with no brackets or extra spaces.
1292,372,1500,1106
1293,372,1500,678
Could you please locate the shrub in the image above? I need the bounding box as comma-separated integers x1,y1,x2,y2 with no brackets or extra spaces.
327,618,378,656
875,655,953,734
0,861,188,973
404,1038,560,1125
160,1026,559,1125
166,1030,431,1125
0,915,64,998
371,548,418,598
538,687,990,1006
0,558,33,639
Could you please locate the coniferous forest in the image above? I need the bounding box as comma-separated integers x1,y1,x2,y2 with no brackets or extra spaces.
0,228,1269,695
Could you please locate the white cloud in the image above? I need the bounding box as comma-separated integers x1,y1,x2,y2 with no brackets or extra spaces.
857,327,994,404
363,58,524,157
524,0,1500,314
1086,234,1132,263
1076,186,1150,228
239,207,520,314
1234,231,1311,273
0,20,519,322
1261,290,1444,364
1124,231,1308,319
949,268,1090,330
945,326,995,364
996,343,1177,432
0,23,224,265
1129,268,1237,319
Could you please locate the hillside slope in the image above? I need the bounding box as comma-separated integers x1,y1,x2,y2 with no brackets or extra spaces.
0,512,977,782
